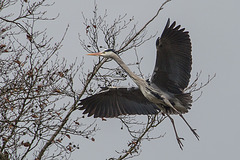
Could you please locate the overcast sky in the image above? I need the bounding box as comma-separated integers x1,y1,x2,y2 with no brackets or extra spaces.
46,0,239,159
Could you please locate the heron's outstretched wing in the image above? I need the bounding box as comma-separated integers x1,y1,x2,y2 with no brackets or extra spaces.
79,87,159,118
151,19,192,93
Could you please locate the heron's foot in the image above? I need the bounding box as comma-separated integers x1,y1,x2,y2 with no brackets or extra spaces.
166,114,185,150
176,137,184,150
179,114,200,140
191,128,200,140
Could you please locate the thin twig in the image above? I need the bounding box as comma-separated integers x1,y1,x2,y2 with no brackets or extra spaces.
117,0,171,53
37,0,171,158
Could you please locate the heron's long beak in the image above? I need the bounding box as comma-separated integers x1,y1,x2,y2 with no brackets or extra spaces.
87,52,102,56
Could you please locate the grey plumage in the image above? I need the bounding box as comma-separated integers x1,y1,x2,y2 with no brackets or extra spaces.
79,19,192,117
81,87,159,118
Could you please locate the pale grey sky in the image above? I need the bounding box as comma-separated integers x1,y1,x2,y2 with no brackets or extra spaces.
47,0,240,159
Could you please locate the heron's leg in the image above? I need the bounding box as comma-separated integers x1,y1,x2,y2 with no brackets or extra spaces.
179,114,200,140
166,114,184,150
163,98,199,140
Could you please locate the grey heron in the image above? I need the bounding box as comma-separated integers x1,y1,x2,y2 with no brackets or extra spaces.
79,19,198,148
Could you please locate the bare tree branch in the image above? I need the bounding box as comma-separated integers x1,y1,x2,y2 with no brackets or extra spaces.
118,0,171,53
113,115,166,160
0,0,215,159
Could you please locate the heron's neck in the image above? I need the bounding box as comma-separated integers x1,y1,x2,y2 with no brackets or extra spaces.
111,54,145,86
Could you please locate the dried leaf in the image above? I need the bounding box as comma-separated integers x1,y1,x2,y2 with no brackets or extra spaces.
8,124,13,129
66,134,71,139
4,97,9,103
58,72,64,77
67,145,72,152
37,85,43,90
0,44,6,49
2,137,8,142
128,141,137,146
26,70,33,76
54,89,61,93
26,34,32,41
13,60,21,65
86,25,90,34
74,121,80,125
1,28,6,32
56,112,62,119
32,114,38,118
55,112,61,116
22,141,30,147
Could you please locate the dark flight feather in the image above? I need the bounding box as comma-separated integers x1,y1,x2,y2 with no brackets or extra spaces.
79,87,159,118
151,18,192,94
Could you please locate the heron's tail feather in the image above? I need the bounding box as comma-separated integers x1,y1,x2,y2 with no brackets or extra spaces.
175,93,192,109
162,93,192,115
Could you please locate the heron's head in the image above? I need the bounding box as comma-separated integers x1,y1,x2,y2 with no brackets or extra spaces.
87,49,116,58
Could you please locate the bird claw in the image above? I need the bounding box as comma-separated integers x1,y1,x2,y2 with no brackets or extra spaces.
166,114,186,150
179,114,200,141
191,128,200,140
177,137,184,150
178,137,184,141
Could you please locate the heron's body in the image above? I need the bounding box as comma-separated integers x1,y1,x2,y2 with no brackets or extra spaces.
80,19,192,117
79,19,199,147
